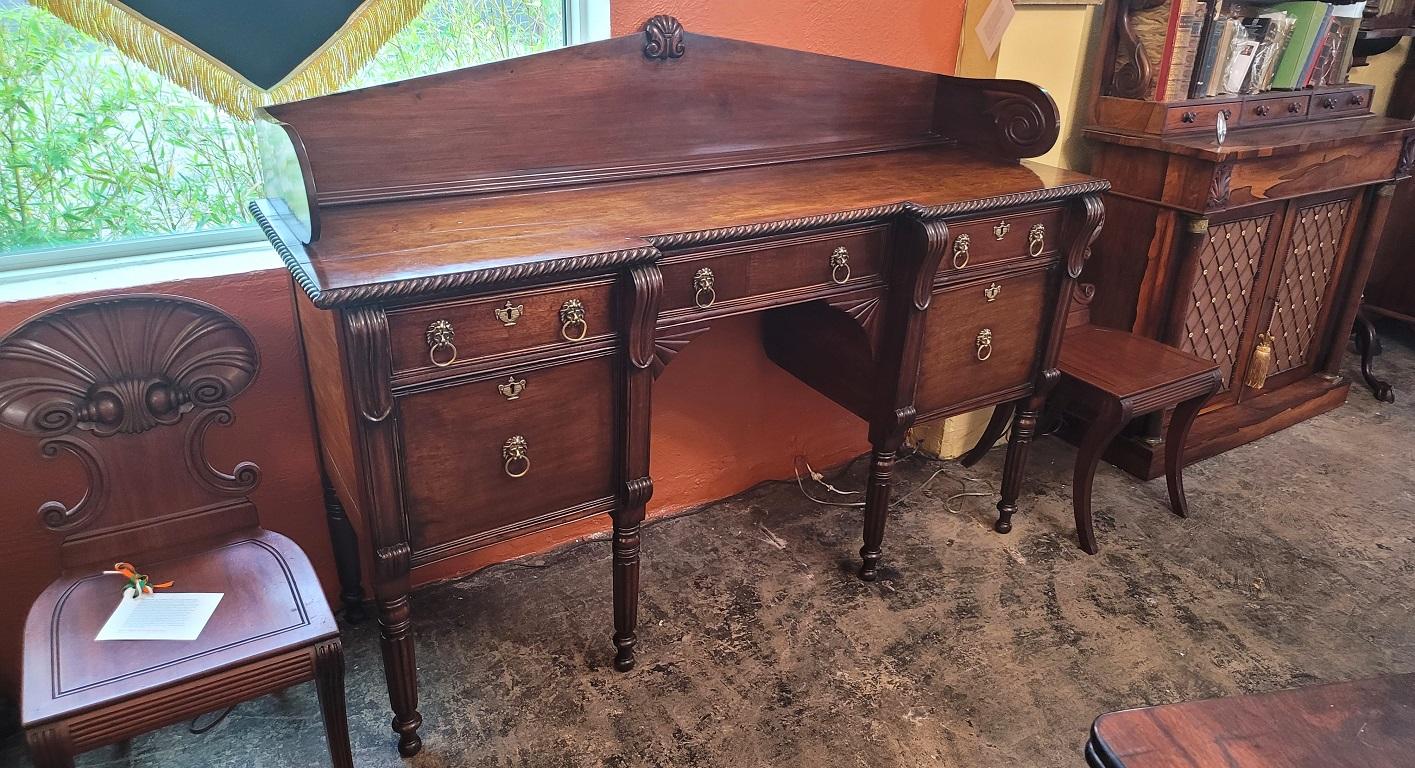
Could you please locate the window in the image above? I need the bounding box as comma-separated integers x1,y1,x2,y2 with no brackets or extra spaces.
0,0,604,263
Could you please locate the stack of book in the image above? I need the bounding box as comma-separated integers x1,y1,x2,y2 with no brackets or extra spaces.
1125,0,1367,101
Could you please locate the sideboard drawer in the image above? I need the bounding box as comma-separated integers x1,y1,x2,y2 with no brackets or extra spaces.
915,268,1053,415
398,355,617,556
1162,102,1234,134
387,279,615,374
660,226,889,314
938,207,1062,276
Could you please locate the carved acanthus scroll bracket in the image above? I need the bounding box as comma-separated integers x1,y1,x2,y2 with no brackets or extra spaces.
644,15,685,60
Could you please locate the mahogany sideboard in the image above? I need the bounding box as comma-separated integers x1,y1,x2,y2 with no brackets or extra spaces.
253,17,1106,756
1082,0,1415,479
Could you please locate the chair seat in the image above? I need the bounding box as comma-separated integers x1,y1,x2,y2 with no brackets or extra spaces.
1060,325,1220,399
22,528,337,728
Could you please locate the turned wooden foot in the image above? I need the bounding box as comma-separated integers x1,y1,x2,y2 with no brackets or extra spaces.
376,592,422,757
995,391,1047,535
858,410,911,581
612,517,642,672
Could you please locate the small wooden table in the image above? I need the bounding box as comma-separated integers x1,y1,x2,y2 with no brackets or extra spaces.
1087,674,1415,768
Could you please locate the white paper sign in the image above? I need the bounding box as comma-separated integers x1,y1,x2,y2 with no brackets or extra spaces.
975,0,1016,61
96,591,224,641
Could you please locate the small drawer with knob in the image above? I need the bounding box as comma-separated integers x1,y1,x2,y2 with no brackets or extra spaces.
658,225,889,315
915,267,1053,415
938,207,1063,276
1312,86,1373,117
1241,94,1308,126
1162,102,1237,134
386,278,615,375
397,353,618,554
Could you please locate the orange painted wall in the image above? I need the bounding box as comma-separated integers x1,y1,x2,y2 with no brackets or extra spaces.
611,0,964,74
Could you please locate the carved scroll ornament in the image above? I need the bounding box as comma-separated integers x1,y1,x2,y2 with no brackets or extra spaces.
0,296,260,531
0,296,258,437
643,15,685,60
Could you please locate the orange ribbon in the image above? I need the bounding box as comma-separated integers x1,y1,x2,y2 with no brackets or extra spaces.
104,562,173,597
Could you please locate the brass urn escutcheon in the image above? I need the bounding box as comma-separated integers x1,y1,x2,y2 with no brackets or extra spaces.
495,301,523,327
993,221,1010,240
984,283,1001,302
498,376,526,400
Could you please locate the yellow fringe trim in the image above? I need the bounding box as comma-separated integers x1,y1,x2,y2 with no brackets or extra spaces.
30,0,429,119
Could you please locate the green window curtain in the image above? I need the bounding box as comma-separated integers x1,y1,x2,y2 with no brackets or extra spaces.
30,0,429,118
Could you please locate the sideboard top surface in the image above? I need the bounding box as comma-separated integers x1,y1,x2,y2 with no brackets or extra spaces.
258,144,1105,308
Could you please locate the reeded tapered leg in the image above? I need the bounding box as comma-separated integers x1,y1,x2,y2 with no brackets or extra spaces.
323,480,368,624
376,590,422,757
611,514,643,671
858,446,898,581
994,389,1051,535
1072,399,1127,555
314,640,355,768
25,726,75,768
859,409,913,582
959,401,1017,468
1164,387,1214,519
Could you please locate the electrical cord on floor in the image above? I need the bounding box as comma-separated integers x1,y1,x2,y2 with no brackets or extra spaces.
793,453,996,514
190,705,234,734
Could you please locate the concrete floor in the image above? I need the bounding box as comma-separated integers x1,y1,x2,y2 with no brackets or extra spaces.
5,322,1414,768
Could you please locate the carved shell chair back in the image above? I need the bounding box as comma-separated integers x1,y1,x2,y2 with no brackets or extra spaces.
0,295,262,567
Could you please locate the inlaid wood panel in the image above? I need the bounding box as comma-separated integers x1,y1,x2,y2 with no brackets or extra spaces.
1180,215,1271,390
1268,197,1352,375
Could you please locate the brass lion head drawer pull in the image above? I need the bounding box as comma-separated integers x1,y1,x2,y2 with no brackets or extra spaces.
830,246,851,284
498,376,526,400
495,301,523,326
693,267,716,308
560,299,588,341
976,328,993,361
1029,223,1045,257
952,233,971,269
503,435,530,478
426,320,457,368
993,221,1010,240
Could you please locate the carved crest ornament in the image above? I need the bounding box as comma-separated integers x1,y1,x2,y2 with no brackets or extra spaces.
0,296,260,531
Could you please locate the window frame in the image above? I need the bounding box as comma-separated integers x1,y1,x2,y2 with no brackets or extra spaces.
1,0,612,277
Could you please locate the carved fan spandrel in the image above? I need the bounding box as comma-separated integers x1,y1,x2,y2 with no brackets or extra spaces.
0,296,261,531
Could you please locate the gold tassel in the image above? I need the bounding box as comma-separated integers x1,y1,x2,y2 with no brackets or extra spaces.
1244,333,1273,389
30,0,429,119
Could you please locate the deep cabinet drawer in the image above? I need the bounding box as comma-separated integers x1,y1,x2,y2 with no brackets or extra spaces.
660,226,889,314
398,355,617,556
938,207,1063,277
915,268,1053,415
386,279,615,375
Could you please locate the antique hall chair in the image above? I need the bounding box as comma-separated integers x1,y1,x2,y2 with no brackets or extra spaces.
0,296,353,768
962,284,1222,554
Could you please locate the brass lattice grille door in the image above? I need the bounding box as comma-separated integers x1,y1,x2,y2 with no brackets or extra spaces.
1265,196,1356,379
1180,214,1272,394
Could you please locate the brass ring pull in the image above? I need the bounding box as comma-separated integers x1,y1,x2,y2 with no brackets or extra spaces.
952,234,971,269
693,267,716,308
559,299,588,341
976,328,993,361
1029,223,1045,257
426,320,457,368
830,246,850,284
503,435,530,478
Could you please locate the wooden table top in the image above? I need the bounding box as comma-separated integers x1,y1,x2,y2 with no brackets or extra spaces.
1088,674,1415,768
259,146,1103,307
